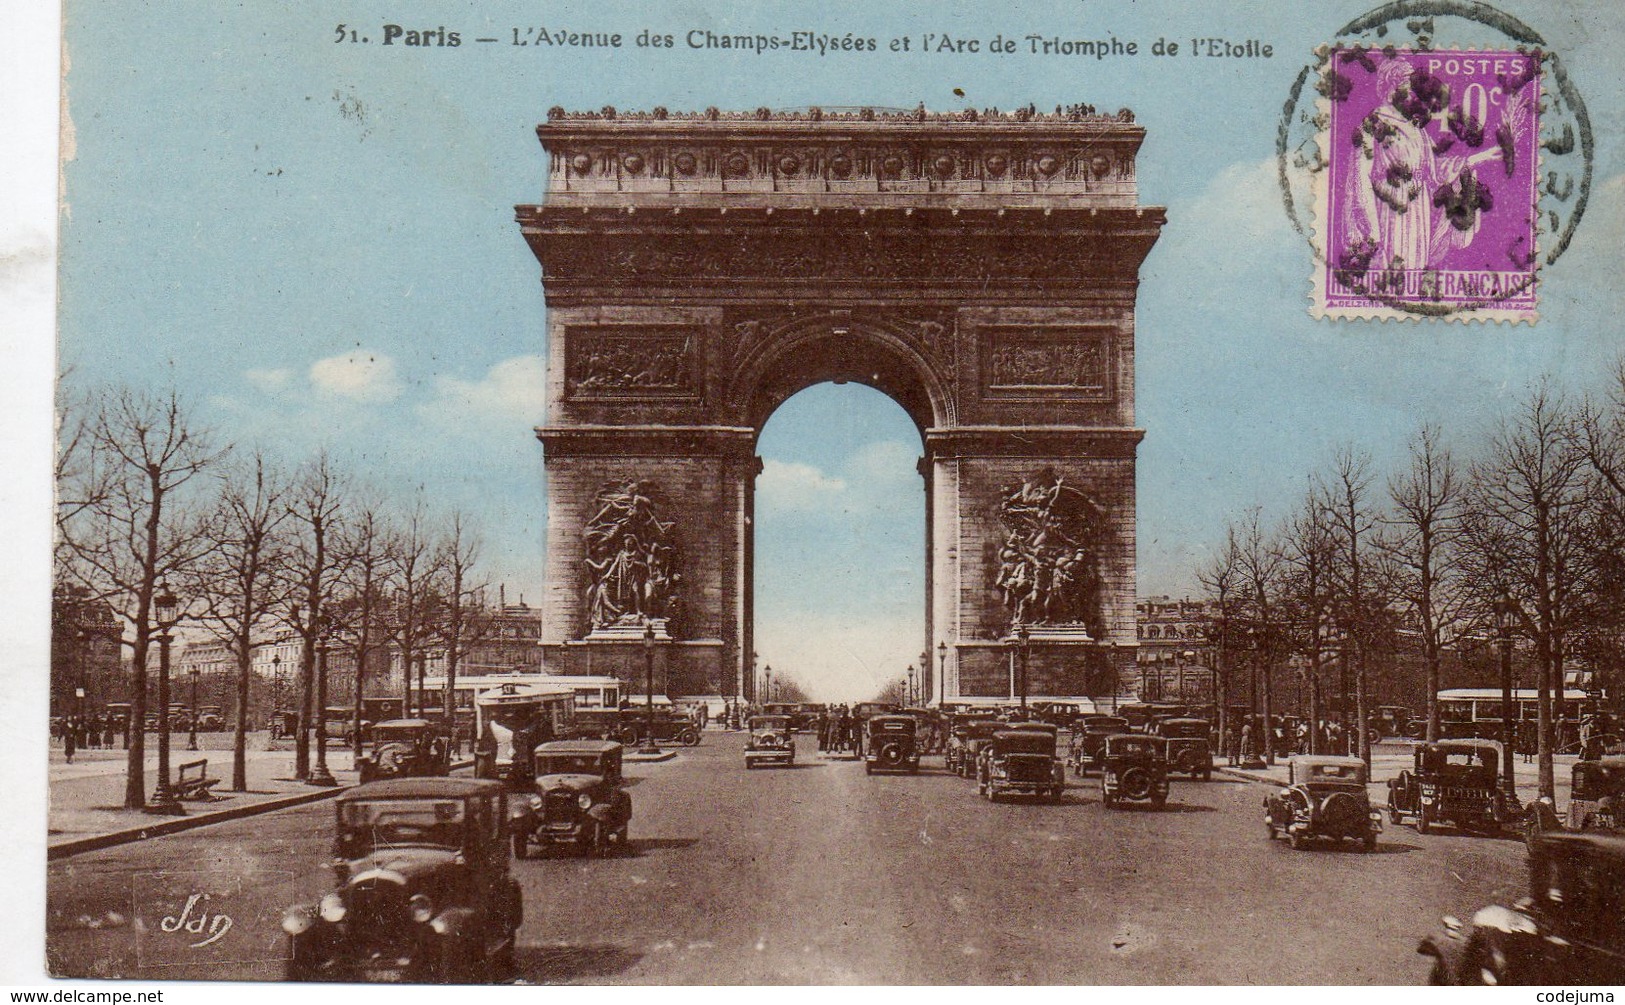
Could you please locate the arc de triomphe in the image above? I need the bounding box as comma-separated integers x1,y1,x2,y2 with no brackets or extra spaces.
516,106,1164,703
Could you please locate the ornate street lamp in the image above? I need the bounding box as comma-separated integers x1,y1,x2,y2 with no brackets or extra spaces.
639,623,660,755
937,641,947,706
1493,591,1518,798
146,583,184,815
308,615,337,787
764,664,774,705
906,665,915,706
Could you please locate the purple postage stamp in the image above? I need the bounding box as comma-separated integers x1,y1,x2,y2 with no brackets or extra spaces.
1314,47,1541,321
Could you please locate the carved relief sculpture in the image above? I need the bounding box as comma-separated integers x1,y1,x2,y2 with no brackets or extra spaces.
988,331,1109,392
993,469,1103,631
583,481,681,631
566,329,696,397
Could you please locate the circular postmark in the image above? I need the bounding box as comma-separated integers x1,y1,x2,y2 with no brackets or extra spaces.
1277,1,1594,319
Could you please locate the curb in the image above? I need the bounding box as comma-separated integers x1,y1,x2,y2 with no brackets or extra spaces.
624,750,678,763
47,758,475,861
1216,766,1284,786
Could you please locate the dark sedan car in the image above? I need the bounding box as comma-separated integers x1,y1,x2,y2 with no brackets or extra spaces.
1419,831,1625,984
282,778,522,983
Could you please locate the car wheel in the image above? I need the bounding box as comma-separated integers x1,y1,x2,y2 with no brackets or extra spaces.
679,729,700,747
1363,832,1378,852
1388,807,1402,825
1471,936,1512,986
512,831,529,860
1417,807,1432,835
577,824,598,858
1119,767,1153,802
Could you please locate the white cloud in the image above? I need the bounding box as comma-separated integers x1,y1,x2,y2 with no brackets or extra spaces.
756,459,846,511
244,367,292,392
422,354,546,425
847,439,922,486
309,349,401,403
1172,156,1292,249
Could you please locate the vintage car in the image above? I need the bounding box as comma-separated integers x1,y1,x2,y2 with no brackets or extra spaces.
1030,701,1084,729
617,707,701,748
1388,739,1515,834
1566,754,1625,833
978,726,1065,801
1264,756,1382,851
1369,704,1422,741
944,716,995,777
864,714,922,774
1069,716,1133,777
195,705,225,732
564,707,624,741
1100,733,1170,809
283,778,523,983
762,702,814,732
743,715,796,768
954,719,1005,779
512,740,631,857
1155,717,1214,780
357,719,451,784
1418,831,1625,985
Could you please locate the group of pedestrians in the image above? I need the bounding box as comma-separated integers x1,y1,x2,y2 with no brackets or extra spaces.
816,706,861,753
1222,716,1356,765
52,714,121,762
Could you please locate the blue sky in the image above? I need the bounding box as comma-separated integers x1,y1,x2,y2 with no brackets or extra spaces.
48,0,1625,701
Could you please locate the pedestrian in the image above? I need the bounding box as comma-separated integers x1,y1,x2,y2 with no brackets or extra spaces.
1239,720,1254,765
63,718,77,764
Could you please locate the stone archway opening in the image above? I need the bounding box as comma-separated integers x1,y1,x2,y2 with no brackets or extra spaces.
752,380,926,704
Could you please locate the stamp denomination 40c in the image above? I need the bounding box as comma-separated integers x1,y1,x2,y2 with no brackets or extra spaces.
1314,46,1541,321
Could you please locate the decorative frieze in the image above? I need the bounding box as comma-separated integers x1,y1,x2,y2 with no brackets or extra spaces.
994,469,1104,633
983,326,1114,398
565,326,699,398
582,480,681,632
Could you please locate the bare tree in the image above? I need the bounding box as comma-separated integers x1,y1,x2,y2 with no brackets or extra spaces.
188,451,290,790
385,496,448,719
330,493,393,754
1233,507,1287,765
1574,358,1625,699
1319,446,1379,765
1465,381,1592,798
435,511,489,751
1280,489,1339,754
1380,424,1471,742
56,386,227,808
1197,523,1241,753
282,452,349,781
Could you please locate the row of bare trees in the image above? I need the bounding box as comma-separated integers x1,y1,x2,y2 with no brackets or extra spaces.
54,384,501,809
1199,366,1625,799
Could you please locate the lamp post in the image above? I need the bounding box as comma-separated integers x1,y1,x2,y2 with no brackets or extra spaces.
147,583,184,815
937,641,947,706
640,623,660,755
1017,624,1031,712
1494,591,1518,799
271,653,282,737
920,649,930,705
308,616,337,787
906,665,915,706
187,666,200,751
765,664,773,705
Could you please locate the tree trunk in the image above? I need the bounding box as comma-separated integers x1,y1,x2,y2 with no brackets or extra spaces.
232,645,250,790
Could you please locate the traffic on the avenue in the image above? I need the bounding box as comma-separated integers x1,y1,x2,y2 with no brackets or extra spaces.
44,687,1625,985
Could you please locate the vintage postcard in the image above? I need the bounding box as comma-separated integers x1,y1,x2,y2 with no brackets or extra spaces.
11,0,1625,993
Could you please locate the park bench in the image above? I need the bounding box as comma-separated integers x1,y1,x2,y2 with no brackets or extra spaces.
175,758,220,801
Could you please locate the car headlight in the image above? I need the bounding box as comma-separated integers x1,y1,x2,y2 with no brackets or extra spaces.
318,892,347,923
578,793,594,810
528,794,543,810
408,893,434,924
282,907,314,936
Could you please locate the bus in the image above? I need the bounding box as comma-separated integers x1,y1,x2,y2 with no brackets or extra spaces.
1437,688,1598,751
472,681,576,784
420,672,624,719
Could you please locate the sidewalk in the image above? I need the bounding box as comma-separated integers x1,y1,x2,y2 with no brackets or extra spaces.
47,738,366,855
1215,741,1577,807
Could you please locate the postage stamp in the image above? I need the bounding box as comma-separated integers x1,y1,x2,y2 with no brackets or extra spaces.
1312,46,1542,322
